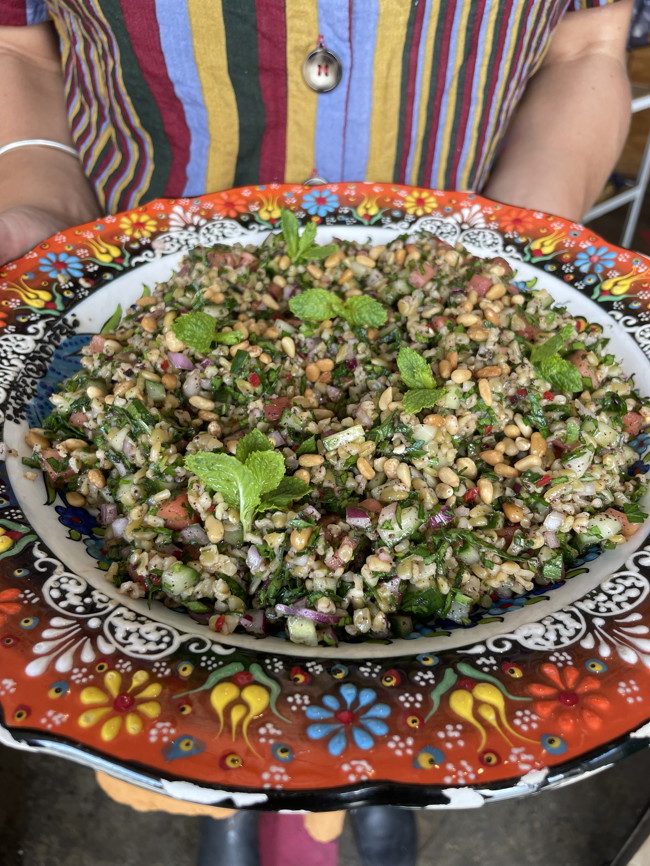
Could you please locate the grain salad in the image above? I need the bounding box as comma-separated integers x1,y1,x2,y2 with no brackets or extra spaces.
26,215,650,646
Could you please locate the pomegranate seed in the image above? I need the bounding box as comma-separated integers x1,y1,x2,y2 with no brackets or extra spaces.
249,372,261,387
543,391,554,401
516,387,528,397
464,487,479,503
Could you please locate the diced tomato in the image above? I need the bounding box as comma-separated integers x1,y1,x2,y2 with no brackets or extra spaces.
208,249,258,271
39,448,75,484
69,412,88,427
491,257,514,279
542,391,554,401
605,507,642,538
515,323,541,340
463,487,479,503
157,492,196,530
249,372,261,387
263,397,291,423
408,262,436,288
359,498,383,514
623,412,645,437
468,274,492,296
161,360,169,370
567,350,599,387
516,388,528,397
431,316,450,330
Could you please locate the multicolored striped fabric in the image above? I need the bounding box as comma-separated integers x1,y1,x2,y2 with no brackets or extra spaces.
2,0,621,214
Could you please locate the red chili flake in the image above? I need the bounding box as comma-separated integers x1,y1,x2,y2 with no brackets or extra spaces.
249,372,261,387
161,360,169,370
464,487,479,503
484,425,492,434
516,387,528,397
543,391,554,401
537,474,552,487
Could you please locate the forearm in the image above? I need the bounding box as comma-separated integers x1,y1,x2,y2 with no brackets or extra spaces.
0,23,99,221
483,52,631,222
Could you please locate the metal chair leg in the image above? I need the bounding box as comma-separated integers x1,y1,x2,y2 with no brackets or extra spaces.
197,811,260,866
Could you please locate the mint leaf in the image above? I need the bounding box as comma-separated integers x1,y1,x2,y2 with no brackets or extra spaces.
296,435,317,455
344,296,388,328
297,220,317,256
246,450,285,495
623,501,648,524
101,304,122,334
172,311,216,354
530,324,574,365
402,388,445,414
260,476,311,509
537,356,583,393
213,331,243,346
236,429,273,464
289,289,344,322
303,243,338,260
280,210,300,259
185,452,260,534
397,347,435,390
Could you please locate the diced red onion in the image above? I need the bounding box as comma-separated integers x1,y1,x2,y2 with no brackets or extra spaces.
292,554,309,567
240,609,267,635
188,609,212,624
275,604,341,624
542,510,564,532
100,503,118,525
111,517,128,539
199,359,211,369
428,507,454,529
543,530,561,549
180,524,209,546
303,504,321,521
267,430,286,447
246,545,265,571
168,352,194,370
345,506,372,529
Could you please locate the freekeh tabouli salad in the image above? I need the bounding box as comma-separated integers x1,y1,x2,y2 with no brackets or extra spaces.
24,212,650,646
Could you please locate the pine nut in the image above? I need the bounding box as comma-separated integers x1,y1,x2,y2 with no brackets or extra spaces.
467,327,489,342
503,503,524,523
279,255,291,270
485,284,506,300
280,336,296,358
205,515,224,543
294,469,311,484
456,457,478,479
357,457,376,480
189,395,216,411
306,363,321,383
261,292,280,311
290,527,313,550
504,424,520,438
494,463,519,478
60,438,88,452
163,311,177,329
446,351,458,370
298,454,324,468
451,368,472,384
265,327,280,339
475,365,502,378
136,295,155,307
165,331,185,352
444,415,459,435
478,478,494,504
87,469,106,489
457,313,480,327
316,358,334,372
356,254,376,268
530,432,548,456
514,413,532,437
483,308,500,326
338,268,354,284
435,482,454,500
306,264,323,280
25,430,50,449
397,462,412,487
514,454,542,472
480,449,502,466
438,466,459,487
140,315,157,333
383,458,399,479
67,492,86,507
379,387,393,411
424,413,445,427
369,245,386,260
478,378,492,406
161,373,178,390
272,275,287,289
439,359,452,379
324,250,344,268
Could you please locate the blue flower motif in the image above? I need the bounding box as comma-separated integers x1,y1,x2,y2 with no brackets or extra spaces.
55,503,98,536
301,189,339,217
38,252,84,279
629,432,650,456
305,682,390,756
574,246,617,275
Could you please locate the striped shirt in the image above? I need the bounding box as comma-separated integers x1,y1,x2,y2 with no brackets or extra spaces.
3,0,620,214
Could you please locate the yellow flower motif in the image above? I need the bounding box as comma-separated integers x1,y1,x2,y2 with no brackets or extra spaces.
357,196,379,219
78,670,162,741
528,230,566,257
403,190,437,216
600,267,650,297
119,212,158,239
258,195,282,222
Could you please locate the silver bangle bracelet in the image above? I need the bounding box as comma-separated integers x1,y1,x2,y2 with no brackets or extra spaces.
0,139,79,160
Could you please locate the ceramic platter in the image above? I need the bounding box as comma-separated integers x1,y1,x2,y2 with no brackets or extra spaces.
1,183,650,811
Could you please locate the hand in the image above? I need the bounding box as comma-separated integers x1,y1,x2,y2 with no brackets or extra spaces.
0,204,93,266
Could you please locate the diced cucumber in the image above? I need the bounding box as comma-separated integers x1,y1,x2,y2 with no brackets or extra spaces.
390,614,414,638
377,505,421,547
145,379,167,404
286,616,318,646
585,513,623,541
322,425,365,451
593,421,618,448
563,448,594,478
436,386,462,411
162,562,201,596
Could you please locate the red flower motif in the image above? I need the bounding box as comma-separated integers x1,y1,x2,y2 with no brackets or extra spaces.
528,663,609,736
497,208,536,236
0,588,21,627
213,191,248,218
